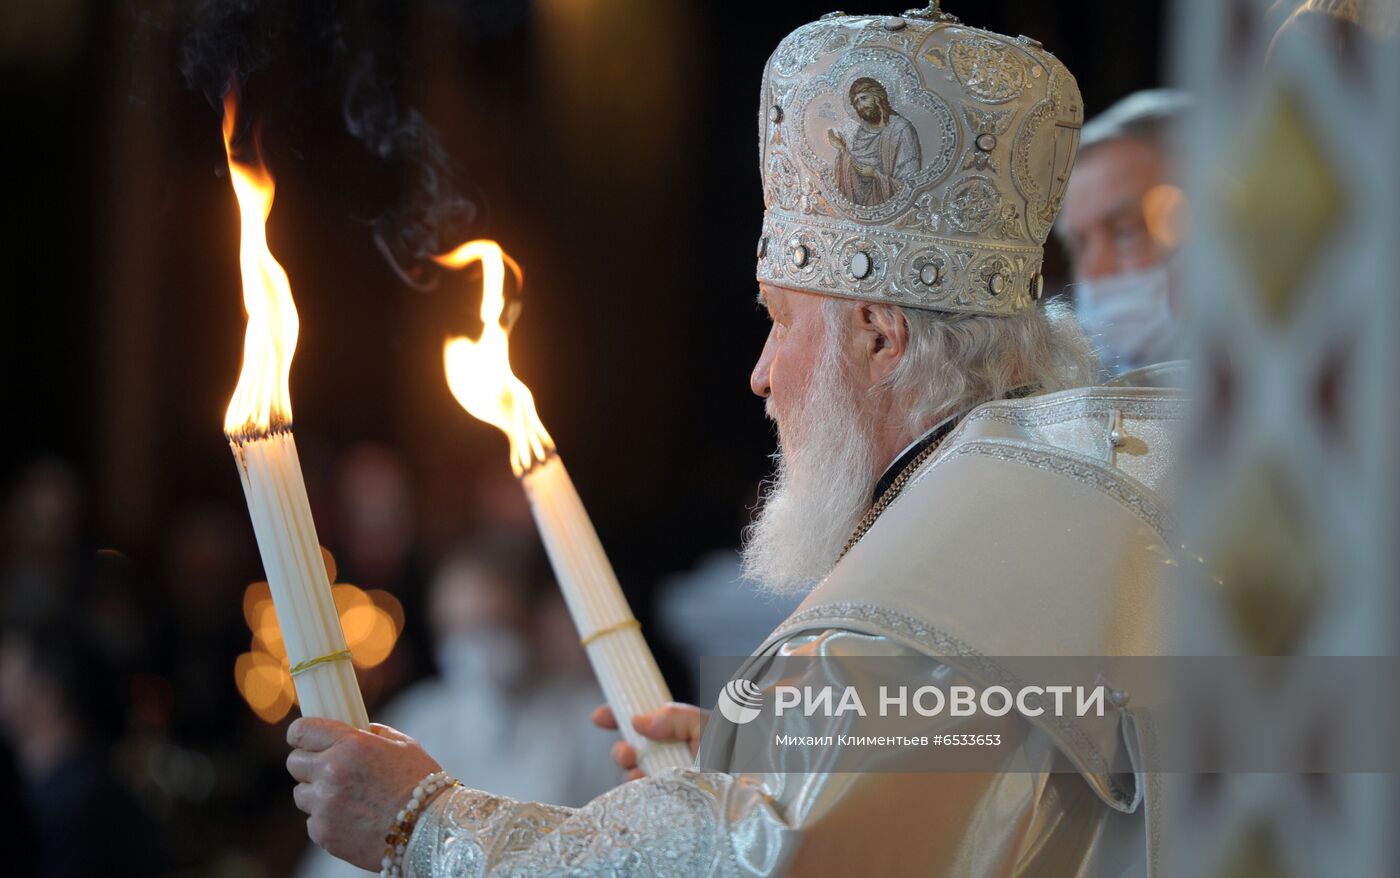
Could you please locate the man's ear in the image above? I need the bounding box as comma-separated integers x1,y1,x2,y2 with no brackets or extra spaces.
857,302,908,385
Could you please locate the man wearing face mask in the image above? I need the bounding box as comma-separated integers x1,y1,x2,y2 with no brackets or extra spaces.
389,538,617,803
1057,89,1193,376
295,535,617,878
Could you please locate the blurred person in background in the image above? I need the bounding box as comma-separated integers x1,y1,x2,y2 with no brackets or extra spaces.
2,458,84,626
295,532,616,878
0,621,168,878
388,534,616,806
655,490,803,697
334,444,420,594
332,443,432,685
532,580,602,686
1056,89,1193,376
86,549,170,683
162,503,252,742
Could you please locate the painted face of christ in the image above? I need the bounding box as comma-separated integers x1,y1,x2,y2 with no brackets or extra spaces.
850,78,893,125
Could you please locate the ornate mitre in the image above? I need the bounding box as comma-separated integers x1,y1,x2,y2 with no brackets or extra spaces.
756,3,1083,317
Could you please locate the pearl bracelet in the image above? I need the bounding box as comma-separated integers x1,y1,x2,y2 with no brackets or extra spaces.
380,770,458,878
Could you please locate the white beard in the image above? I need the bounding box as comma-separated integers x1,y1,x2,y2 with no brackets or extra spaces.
741,339,879,596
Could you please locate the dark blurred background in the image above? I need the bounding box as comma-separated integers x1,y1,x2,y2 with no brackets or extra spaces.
0,1,1165,874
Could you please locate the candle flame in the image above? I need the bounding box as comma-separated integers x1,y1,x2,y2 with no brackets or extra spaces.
222,89,298,442
438,240,554,476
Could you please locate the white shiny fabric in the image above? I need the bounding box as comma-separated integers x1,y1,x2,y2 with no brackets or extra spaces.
405,377,1185,877
405,631,1144,877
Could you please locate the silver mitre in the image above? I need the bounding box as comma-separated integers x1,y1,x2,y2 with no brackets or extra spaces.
756,3,1083,317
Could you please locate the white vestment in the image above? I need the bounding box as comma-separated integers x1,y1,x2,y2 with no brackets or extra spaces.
405,370,1186,877
300,676,618,878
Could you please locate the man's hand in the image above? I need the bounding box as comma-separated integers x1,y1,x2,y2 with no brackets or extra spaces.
827,128,847,152
286,718,443,870
590,702,709,781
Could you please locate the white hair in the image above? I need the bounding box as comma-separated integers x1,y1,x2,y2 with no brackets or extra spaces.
876,299,1099,436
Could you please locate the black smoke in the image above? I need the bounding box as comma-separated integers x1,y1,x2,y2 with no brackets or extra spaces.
176,0,525,290
341,50,480,290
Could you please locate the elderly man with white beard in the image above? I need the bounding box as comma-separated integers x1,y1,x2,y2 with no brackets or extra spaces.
286,6,1187,877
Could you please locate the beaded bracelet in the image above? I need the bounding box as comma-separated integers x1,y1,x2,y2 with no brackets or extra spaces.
380,770,459,878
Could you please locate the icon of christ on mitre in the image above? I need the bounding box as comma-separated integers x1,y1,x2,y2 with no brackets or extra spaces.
827,77,924,207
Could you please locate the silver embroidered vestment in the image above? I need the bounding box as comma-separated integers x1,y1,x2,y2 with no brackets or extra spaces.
404,374,1185,877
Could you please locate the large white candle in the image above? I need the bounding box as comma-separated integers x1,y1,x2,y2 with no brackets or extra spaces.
439,240,690,776
522,456,691,776
231,432,368,728
221,91,367,729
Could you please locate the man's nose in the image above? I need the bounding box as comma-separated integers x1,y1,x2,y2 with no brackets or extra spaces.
750,352,772,399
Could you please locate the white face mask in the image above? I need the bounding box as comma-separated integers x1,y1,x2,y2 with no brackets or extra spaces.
435,627,528,692
1073,261,1180,374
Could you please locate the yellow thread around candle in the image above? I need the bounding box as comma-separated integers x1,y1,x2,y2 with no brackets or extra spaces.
288,649,353,678
579,618,641,648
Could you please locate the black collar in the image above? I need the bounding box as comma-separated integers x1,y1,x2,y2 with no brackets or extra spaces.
870,385,1040,504
870,412,962,504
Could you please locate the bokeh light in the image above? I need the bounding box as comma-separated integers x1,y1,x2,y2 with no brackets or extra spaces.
234,548,401,722
233,651,295,724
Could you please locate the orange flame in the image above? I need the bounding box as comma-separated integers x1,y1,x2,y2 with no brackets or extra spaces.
437,241,554,476
222,90,298,442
